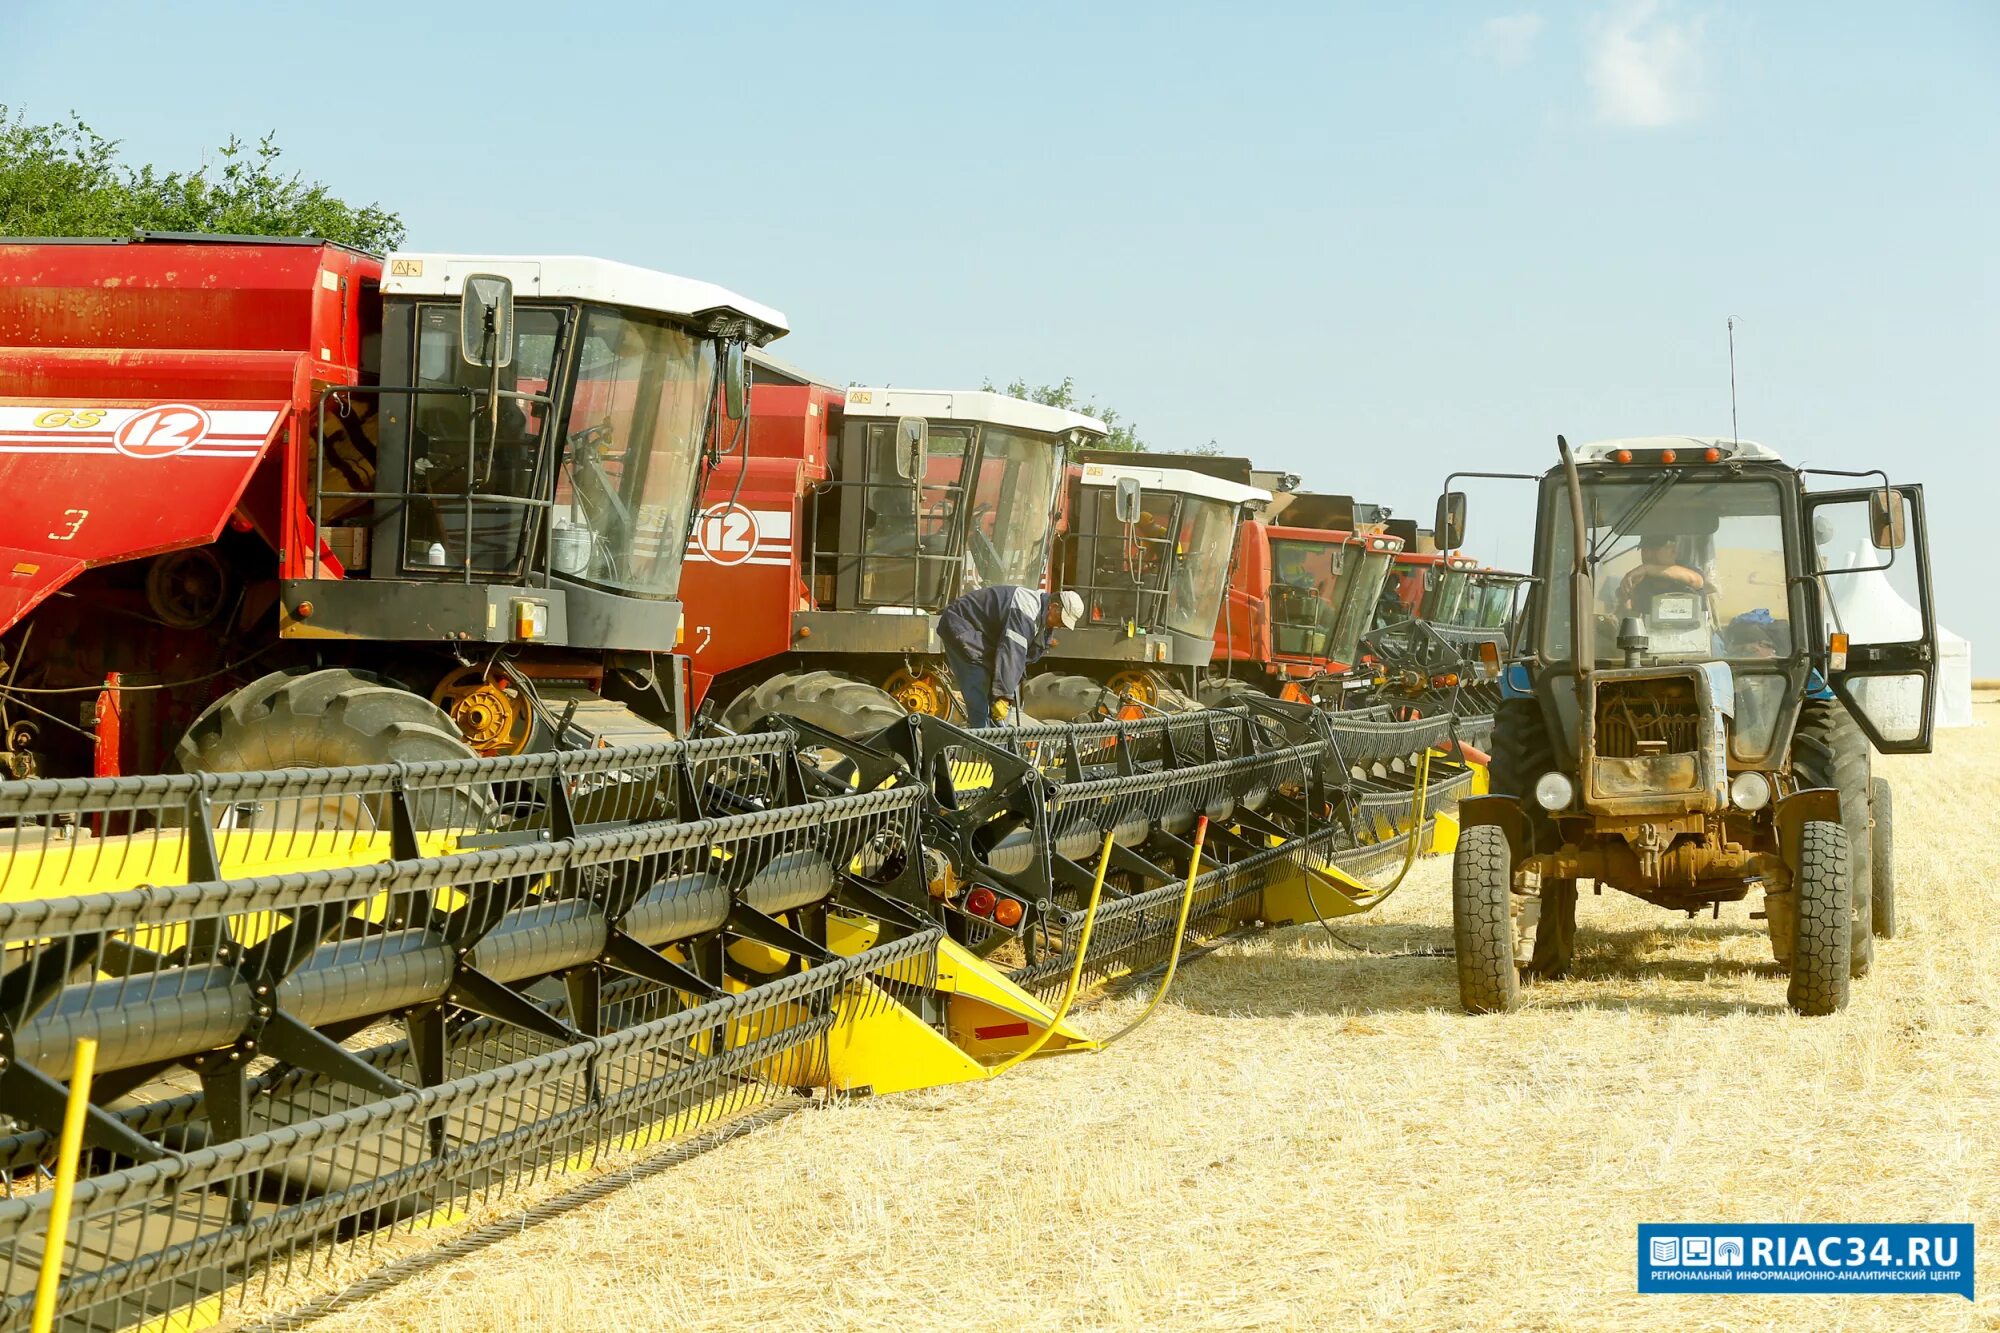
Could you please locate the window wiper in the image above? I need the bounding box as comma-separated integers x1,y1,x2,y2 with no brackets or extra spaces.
1587,472,1682,568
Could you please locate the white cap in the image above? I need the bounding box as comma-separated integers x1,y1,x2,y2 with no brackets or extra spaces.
1057,590,1085,629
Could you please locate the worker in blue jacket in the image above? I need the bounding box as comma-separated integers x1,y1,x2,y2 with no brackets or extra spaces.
939,585,1084,723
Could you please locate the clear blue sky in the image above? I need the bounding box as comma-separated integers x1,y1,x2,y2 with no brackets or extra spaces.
6,1,1995,666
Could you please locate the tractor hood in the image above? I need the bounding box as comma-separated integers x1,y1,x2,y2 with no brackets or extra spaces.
0,398,287,634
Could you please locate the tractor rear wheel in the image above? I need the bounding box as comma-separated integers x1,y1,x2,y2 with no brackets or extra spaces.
1786,819,1851,1016
1453,823,1519,1013
720,670,905,739
1870,776,1896,939
1196,676,1266,709
176,668,489,830
1793,699,1873,977
1021,673,1117,724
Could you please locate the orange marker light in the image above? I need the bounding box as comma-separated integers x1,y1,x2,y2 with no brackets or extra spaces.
1704,447,1722,462
1613,449,1633,463
1661,449,1678,464
993,897,1024,928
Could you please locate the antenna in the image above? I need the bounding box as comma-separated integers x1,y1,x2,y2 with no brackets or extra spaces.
1726,315,1741,444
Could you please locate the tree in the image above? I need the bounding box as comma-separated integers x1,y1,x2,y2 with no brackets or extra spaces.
985,376,1145,451
0,107,404,252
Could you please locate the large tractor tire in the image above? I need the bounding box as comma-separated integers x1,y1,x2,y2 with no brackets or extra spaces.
720,670,905,740
1196,676,1266,709
176,667,489,831
1786,819,1851,1016
1453,823,1519,1013
1487,697,1576,979
1021,673,1117,725
1793,699,1873,977
1870,776,1896,939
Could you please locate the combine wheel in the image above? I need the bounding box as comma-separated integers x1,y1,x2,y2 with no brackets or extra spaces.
1870,776,1895,939
1021,673,1117,724
1793,700,1873,976
721,670,905,739
176,668,489,830
1452,823,1519,1013
1197,677,1266,709
1786,819,1851,1016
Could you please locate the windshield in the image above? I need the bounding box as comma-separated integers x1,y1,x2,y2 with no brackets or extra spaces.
1330,547,1394,666
963,427,1063,590
552,308,717,598
1165,496,1239,637
1469,578,1518,629
1423,567,1472,623
1542,474,1797,665
1268,537,1347,659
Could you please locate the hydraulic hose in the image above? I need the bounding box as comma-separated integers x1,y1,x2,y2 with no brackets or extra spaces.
1300,745,1437,932
990,829,1116,1075
1097,816,1208,1049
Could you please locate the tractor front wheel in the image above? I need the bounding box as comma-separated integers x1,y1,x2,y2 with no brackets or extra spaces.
1786,819,1852,1016
1452,823,1519,1013
720,670,906,739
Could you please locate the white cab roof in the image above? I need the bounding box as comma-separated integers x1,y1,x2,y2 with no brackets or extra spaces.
1080,459,1270,508
842,387,1108,439
1572,436,1783,463
382,253,788,345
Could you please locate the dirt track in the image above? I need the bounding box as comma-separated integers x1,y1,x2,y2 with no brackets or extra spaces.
294,694,2000,1331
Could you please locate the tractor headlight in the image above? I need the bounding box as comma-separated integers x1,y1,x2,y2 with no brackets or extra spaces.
1533,773,1575,811
1729,771,1772,811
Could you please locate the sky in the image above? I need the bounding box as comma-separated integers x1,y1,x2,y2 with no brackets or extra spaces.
5,1,1996,666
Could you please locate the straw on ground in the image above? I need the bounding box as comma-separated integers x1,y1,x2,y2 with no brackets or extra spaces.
247,693,2000,1332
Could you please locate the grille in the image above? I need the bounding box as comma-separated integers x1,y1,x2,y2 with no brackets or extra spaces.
1595,678,1703,759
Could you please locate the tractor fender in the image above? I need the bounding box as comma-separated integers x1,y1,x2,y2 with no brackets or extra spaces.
1773,786,1841,872
1457,794,1529,867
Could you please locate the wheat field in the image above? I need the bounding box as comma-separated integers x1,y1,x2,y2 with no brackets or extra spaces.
283,692,2000,1332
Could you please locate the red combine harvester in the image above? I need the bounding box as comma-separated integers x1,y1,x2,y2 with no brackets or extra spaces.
678,357,1107,732
1203,486,1404,707
0,235,785,781
1022,452,1269,721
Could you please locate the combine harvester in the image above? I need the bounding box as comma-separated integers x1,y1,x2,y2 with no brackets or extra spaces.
678,358,1106,733
0,237,1471,1331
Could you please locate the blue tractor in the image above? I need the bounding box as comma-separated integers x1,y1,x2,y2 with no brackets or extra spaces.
1437,436,1936,1014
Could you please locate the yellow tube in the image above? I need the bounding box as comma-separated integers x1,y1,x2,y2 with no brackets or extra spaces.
31,1037,98,1333
990,829,1115,1076
1099,816,1208,1049
1304,746,1437,916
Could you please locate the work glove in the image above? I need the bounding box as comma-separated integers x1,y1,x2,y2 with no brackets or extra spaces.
990,699,1012,723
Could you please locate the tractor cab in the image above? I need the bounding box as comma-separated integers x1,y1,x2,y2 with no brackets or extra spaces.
1207,482,1405,703
811,388,1102,616
299,254,787,656
1439,435,1937,1016
1060,459,1266,651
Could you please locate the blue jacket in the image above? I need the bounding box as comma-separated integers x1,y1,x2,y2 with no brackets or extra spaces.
938,584,1055,701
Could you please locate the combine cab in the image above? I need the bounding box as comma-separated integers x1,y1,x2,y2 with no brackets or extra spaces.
679,363,1106,732
0,236,785,780
1204,488,1404,707
1440,436,1936,1014
1024,452,1268,721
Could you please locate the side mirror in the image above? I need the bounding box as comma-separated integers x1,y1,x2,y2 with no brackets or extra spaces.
1435,491,1466,551
1113,476,1143,525
894,416,928,480
723,343,748,421
459,274,516,369
1868,487,1906,550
